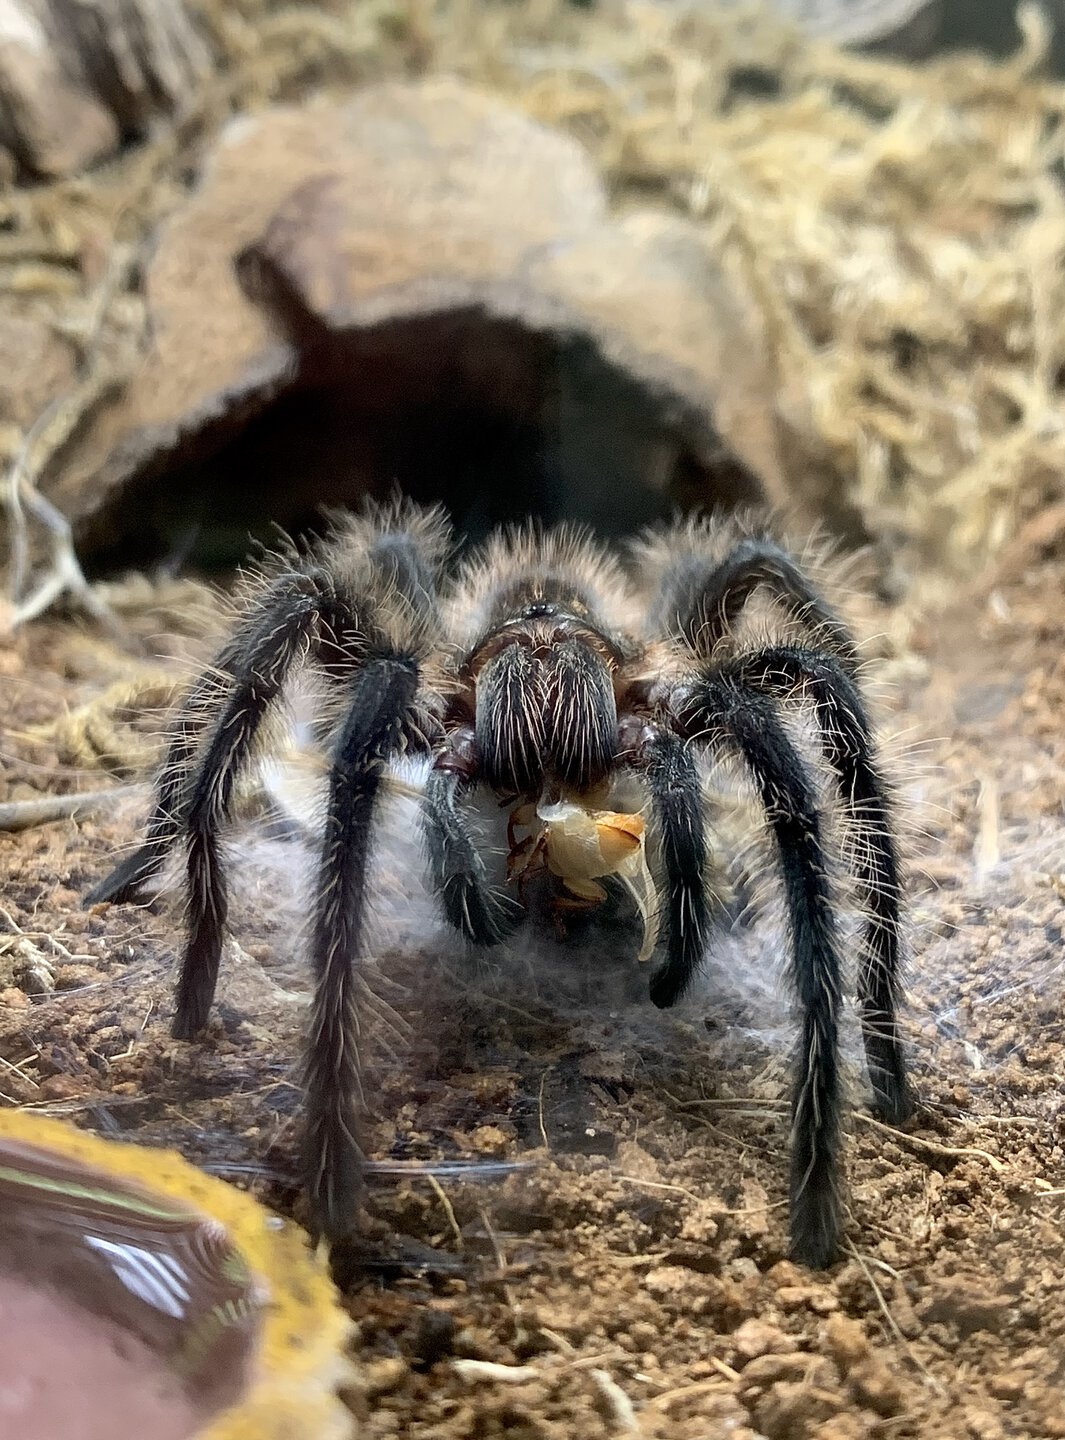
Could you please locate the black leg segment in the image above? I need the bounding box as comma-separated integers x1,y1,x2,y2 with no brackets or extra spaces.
303,655,420,1243
172,572,332,1037
422,767,522,947
84,631,249,907
653,536,859,671
679,678,845,1268
723,645,910,1125
634,728,713,1009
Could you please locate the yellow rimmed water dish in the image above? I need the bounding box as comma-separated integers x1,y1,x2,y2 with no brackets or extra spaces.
0,1108,355,1440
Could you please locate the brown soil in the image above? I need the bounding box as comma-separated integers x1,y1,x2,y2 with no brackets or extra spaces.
1,525,1064,1440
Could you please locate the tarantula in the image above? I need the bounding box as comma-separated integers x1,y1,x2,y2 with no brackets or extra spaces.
87,501,911,1268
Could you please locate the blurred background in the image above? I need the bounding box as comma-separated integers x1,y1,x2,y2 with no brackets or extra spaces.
2,0,1064,601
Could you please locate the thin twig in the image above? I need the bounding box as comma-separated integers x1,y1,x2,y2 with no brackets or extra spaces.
646,1377,730,1410
590,1369,639,1433
613,1173,788,1216
0,785,145,832
856,1114,1006,1173
6,388,123,632
453,1360,541,1384
844,1240,944,1396
538,1067,550,1150
427,1173,464,1251
614,1174,701,1203
708,1356,741,1383
0,1054,39,1089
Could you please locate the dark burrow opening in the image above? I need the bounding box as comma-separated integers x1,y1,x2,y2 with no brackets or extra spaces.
73,310,769,577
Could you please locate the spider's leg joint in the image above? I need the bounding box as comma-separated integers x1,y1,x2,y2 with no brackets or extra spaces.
432,723,482,782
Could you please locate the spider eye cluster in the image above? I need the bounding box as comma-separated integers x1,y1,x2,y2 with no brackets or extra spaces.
519,601,557,620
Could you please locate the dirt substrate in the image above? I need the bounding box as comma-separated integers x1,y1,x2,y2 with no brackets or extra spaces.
1,524,1064,1440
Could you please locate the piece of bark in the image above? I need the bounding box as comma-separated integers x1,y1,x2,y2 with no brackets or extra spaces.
0,0,211,178
54,80,785,563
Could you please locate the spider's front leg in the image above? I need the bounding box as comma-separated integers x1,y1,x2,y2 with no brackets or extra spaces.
620,715,714,1008
422,725,524,947
86,503,455,1247
84,621,283,908
303,654,424,1242
87,566,363,1032
673,679,846,1269
175,572,354,1036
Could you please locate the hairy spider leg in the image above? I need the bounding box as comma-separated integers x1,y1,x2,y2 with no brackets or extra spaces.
304,653,422,1243
84,626,256,906
422,763,522,947
627,727,714,1010
677,678,845,1270
723,646,910,1125
172,569,352,1038
652,533,860,671
165,525,441,1242
83,554,381,914
86,506,451,1247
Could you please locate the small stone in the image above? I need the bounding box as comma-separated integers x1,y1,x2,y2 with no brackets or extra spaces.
750,1379,845,1439
644,1265,696,1297
741,1354,827,1391
612,1140,659,1181
822,1315,870,1374
678,1199,720,1245
0,987,30,1009
987,1370,1025,1402
628,1322,659,1350
36,1073,89,1101
362,1357,409,1398
468,1125,511,1155
847,1358,905,1417
817,1418,867,1440
14,952,55,996
732,1319,795,1362
765,1261,804,1289
964,1408,1005,1440
775,1284,839,1315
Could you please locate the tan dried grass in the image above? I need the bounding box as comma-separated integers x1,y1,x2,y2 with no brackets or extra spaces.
424,0,1065,584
